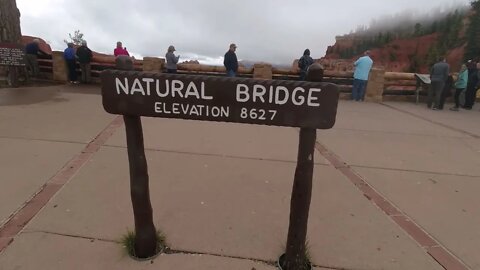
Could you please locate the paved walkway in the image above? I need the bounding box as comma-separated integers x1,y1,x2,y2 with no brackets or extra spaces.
0,85,479,270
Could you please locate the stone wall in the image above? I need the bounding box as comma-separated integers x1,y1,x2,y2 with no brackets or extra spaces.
253,63,272,79
52,51,67,82
365,68,385,102
143,57,164,72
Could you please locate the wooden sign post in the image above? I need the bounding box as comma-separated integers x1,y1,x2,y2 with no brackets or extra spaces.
102,62,339,265
283,64,323,270
116,56,158,258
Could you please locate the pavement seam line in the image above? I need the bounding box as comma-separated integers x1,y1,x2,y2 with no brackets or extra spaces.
349,164,480,178
314,140,471,270
20,230,356,270
0,116,124,254
102,144,330,166
0,135,88,146
333,127,470,139
380,103,480,139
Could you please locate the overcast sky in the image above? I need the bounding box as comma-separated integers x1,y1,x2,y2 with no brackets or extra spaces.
17,0,471,65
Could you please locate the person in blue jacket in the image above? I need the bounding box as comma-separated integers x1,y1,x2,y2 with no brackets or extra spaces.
25,39,45,78
64,43,78,83
352,50,373,101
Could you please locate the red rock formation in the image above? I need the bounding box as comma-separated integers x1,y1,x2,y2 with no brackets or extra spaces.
323,33,466,73
21,36,52,54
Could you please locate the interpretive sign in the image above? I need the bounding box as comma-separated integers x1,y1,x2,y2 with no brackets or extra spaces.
415,74,431,85
101,70,339,129
0,43,25,66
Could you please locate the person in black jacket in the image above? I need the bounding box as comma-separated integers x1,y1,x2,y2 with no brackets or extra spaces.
224,43,238,77
298,49,314,81
76,41,93,83
428,57,450,110
463,59,479,110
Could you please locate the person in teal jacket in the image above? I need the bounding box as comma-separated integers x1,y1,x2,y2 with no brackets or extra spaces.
352,50,373,101
450,64,468,111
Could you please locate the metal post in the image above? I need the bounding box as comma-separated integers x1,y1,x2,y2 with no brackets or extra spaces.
124,115,158,258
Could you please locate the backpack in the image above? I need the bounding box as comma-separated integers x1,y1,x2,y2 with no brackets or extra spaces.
298,57,306,70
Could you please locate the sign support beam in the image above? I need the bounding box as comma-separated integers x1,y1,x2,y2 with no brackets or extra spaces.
124,115,158,258
284,128,316,270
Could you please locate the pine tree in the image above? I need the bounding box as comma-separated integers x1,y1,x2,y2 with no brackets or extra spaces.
464,0,480,61
414,23,422,37
64,30,86,45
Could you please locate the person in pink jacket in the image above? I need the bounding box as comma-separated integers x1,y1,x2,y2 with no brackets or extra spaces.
114,41,129,57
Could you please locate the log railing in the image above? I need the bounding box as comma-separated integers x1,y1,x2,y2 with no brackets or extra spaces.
30,51,446,102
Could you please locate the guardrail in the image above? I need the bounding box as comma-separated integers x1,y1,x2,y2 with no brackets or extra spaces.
29,51,448,103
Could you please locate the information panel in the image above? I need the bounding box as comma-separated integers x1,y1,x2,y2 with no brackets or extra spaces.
0,43,25,66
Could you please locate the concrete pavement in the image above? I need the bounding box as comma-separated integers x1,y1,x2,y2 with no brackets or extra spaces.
0,85,479,269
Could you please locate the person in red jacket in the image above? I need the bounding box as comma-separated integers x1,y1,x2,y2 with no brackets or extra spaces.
114,41,129,57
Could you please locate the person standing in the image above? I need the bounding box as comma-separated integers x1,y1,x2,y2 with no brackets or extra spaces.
298,49,314,81
224,43,238,77
25,39,44,78
428,57,450,110
450,64,468,111
463,59,479,110
114,41,130,57
352,50,373,101
165,45,180,73
64,43,78,84
76,40,93,83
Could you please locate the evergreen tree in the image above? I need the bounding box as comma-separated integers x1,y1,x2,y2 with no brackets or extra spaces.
430,22,438,33
414,23,423,36
464,0,480,61
426,45,440,67
64,30,86,45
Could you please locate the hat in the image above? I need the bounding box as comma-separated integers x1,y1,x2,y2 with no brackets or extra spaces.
168,45,176,52
230,43,237,49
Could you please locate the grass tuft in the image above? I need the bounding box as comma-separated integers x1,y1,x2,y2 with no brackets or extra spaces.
120,230,166,259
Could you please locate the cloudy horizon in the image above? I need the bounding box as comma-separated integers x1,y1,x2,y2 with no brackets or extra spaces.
17,0,471,66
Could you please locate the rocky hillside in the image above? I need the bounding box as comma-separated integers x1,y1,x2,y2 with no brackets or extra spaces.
322,1,480,73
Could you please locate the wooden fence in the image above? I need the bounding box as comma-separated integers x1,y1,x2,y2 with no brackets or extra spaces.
33,51,440,102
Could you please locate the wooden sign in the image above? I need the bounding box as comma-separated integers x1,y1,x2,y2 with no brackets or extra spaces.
0,43,25,66
101,70,339,129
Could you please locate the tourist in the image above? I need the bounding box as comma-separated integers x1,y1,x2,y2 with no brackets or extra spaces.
63,43,78,84
352,50,373,101
463,59,479,110
76,41,93,83
165,45,180,73
25,39,44,78
428,57,450,110
298,49,314,81
114,41,130,57
450,64,468,111
224,43,238,77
